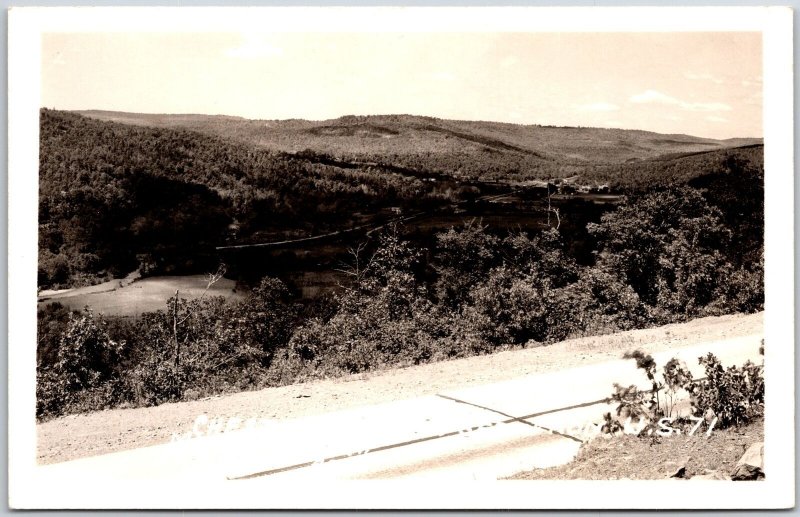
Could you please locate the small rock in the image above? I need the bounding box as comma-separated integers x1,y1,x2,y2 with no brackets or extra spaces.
731,442,764,481
668,455,690,478
670,466,687,479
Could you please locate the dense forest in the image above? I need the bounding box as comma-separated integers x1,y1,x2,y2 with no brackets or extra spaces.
39,110,456,288
37,109,764,420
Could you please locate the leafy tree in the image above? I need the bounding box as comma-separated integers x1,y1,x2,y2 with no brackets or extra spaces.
433,220,500,307
588,187,736,319
36,302,74,367
503,228,579,288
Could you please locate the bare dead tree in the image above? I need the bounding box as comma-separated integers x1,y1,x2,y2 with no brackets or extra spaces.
334,242,369,278
546,184,561,230
333,242,377,293
172,264,227,369
550,206,561,230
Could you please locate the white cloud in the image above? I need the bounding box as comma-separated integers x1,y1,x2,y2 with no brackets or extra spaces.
685,72,725,84
630,90,681,105
629,89,732,112
630,90,681,104
686,101,734,112
575,102,620,112
706,115,729,123
742,77,763,88
225,35,284,59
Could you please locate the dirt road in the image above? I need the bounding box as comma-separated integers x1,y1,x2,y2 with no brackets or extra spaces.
37,312,762,465
27,329,764,511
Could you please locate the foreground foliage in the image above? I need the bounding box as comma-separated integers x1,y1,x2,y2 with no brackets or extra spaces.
602,345,764,437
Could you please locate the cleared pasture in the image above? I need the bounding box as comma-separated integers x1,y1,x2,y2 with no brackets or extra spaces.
37,275,246,317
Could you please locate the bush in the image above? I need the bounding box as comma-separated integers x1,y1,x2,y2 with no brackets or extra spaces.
125,276,297,407
37,310,126,418
602,349,764,436
433,220,500,307
687,352,764,428
37,302,74,368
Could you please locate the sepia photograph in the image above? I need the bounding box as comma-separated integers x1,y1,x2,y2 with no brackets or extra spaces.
7,6,795,509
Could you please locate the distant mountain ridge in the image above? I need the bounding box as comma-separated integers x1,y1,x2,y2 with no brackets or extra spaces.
75,110,762,172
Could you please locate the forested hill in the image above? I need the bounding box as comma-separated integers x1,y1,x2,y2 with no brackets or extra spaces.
38,109,454,288
39,109,763,289
76,109,762,183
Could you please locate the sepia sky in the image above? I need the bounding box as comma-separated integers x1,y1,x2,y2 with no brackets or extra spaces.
41,32,762,140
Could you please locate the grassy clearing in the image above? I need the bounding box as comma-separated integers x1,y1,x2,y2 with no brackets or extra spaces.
37,275,246,317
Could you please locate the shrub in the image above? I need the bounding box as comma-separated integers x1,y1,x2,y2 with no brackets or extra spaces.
37,302,74,368
37,309,126,418
433,220,500,307
723,254,764,313
463,266,544,345
687,352,764,428
602,349,763,436
125,278,296,406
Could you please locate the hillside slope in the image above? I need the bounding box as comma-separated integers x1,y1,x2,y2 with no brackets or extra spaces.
77,110,762,180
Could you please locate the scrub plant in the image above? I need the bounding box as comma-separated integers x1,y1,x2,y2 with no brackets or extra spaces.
602,348,762,436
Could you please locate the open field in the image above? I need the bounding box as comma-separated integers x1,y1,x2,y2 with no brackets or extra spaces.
37,275,245,317
37,311,762,465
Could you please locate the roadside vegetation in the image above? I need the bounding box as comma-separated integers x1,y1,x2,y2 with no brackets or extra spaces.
602,347,764,437
510,347,765,481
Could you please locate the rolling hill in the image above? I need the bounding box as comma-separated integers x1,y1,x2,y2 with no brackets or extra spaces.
75,110,762,182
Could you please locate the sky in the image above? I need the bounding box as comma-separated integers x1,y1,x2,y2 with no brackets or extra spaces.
41,32,762,140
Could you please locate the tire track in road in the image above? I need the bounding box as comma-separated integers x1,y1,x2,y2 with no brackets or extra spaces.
228,391,592,481
435,393,584,444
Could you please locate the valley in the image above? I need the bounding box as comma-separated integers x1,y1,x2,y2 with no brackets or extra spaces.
36,109,764,425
